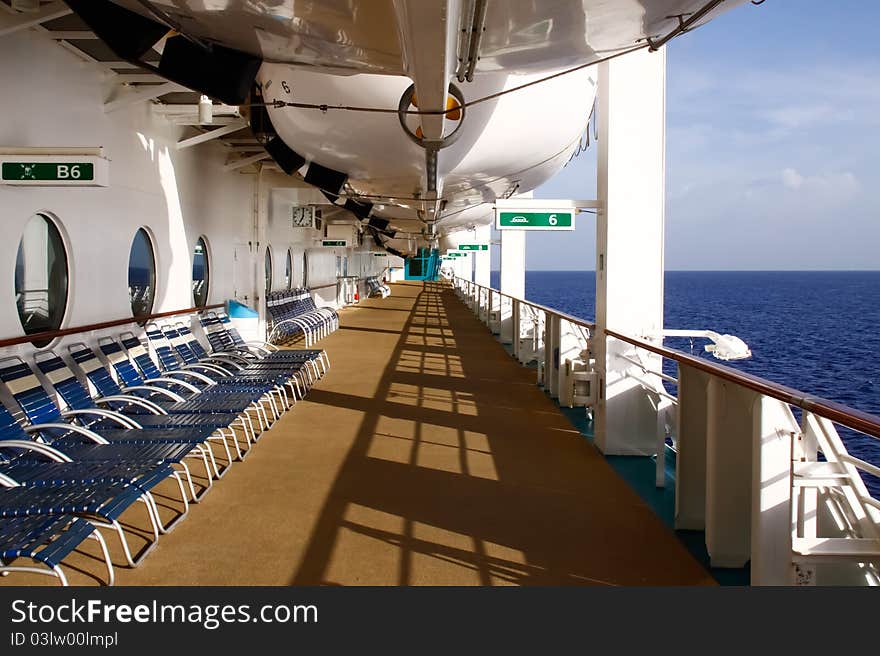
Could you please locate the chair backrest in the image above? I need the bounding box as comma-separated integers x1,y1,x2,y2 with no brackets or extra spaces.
98,337,145,388
144,323,182,372
0,401,36,464
199,312,230,353
119,332,163,380
175,322,210,360
216,311,246,346
33,351,97,412
67,342,124,399
0,402,31,442
160,324,199,365
0,355,64,424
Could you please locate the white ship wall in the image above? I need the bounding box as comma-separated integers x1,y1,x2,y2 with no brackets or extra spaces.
0,31,392,348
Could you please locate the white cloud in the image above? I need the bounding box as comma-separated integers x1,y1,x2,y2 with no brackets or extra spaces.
780,169,859,195
782,168,804,189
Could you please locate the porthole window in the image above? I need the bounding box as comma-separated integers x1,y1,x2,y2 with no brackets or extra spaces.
285,249,292,289
264,247,273,294
128,228,156,317
14,213,68,346
192,236,209,306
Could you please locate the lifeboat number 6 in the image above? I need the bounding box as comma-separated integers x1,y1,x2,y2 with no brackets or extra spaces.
548,214,558,226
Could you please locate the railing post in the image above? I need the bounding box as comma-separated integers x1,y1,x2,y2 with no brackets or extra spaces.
511,299,520,359
557,318,581,404
750,396,796,585
486,290,493,328
546,315,560,397
705,376,756,568
655,396,675,487
675,364,710,530
535,311,547,386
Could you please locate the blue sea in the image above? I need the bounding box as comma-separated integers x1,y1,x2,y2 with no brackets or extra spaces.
490,270,880,495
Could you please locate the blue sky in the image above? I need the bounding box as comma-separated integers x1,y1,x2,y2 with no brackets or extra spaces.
502,0,880,271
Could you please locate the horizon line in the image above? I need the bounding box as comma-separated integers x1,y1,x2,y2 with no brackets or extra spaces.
488,269,880,273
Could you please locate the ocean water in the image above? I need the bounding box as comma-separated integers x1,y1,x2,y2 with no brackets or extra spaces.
489,270,880,495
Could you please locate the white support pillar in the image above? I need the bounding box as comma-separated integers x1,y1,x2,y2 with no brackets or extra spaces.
594,47,667,455
500,229,525,346
454,255,470,282
499,230,526,299
473,224,491,288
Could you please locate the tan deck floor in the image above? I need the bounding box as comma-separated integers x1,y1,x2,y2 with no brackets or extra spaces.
5,281,714,586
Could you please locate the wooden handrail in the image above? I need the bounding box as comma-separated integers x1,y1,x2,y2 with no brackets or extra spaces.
0,303,225,349
453,276,880,440
605,328,880,440
454,277,596,330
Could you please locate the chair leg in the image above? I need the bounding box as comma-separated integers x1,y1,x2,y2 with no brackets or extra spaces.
91,509,158,569
0,563,69,586
156,471,190,534
87,529,115,586
209,428,234,474
187,447,213,500
173,460,197,501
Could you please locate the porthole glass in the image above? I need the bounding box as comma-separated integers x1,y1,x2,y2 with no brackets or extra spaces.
14,213,68,346
128,228,156,317
264,247,273,294
192,236,209,306
285,249,292,289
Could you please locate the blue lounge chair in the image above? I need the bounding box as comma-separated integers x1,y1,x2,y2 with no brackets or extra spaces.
0,358,215,501
66,344,252,463
144,323,289,416
1,515,113,586
16,353,225,479
120,331,276,429
200,310,330,375
115,332,275,431
176,320,323,390
0,405,189,540
0,479,160,570
164,323,307,401
265,289,338,347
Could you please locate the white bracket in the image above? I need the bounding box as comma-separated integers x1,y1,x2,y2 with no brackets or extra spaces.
176,120,249,150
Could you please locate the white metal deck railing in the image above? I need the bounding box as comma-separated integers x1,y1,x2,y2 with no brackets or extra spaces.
452,275,880,585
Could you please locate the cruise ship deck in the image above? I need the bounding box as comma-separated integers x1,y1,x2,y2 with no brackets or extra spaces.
4,281,713,587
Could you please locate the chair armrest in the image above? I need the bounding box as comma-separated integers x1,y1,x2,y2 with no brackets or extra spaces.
59,408,141,429
199,355,245,370
97,395,167,415
121,384,186,403
24,423,110,445
159,369,218,385
0,440,72,462
142,377,201,395
183,362,230,377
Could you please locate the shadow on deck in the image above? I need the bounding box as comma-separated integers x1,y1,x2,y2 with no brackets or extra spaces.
8,281,715,586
